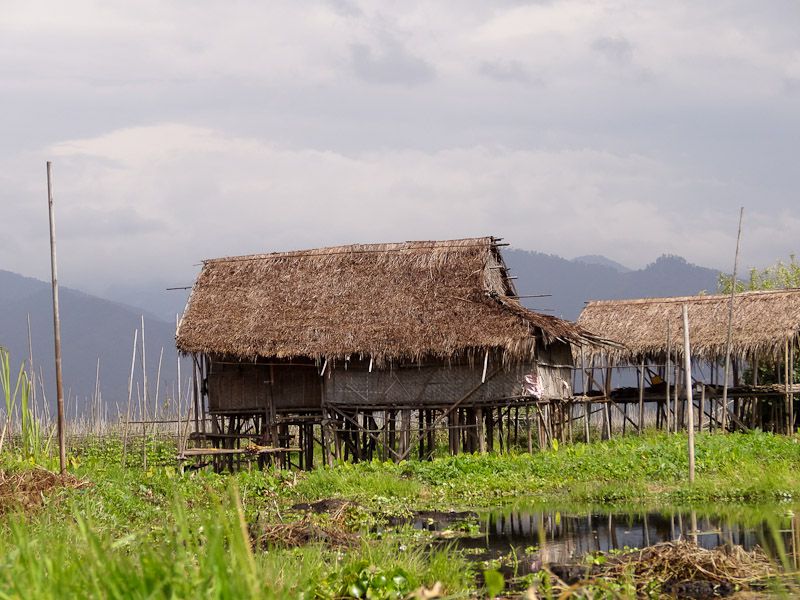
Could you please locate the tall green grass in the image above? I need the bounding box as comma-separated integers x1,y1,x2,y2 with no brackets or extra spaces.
0,480,472,599
0,348,51,463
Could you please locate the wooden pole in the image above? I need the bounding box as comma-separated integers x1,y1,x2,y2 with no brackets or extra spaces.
666,321,671,432
153,347,163,425
176,316,182,443
791,339,795,434
699,384,705,432
682,305,695,484
721,207,744,431
603,366,612,439
674,349,680,434
786,340,791,435
525,405,532,453
581,349,590,442
638,358,645,433
46,162,67,475
476,407,485,453
93,358,101,435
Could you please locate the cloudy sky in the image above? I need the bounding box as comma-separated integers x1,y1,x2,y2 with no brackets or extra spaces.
2,1,799,298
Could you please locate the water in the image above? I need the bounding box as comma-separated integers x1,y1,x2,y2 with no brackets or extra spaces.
404,505,800,574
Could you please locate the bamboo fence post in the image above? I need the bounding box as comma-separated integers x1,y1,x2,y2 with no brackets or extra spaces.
153,347,163,428
525,405,532,453
786,340,791,435
791,339,796,434
121,329,138,465
476,407,486,453
699,384,705,432
721,207,744,432
638,358,645,433
46,161,67,475
682,305,695,484
666,321,671,432
603,365,612,439
176,323,182,442
93,358,101,435
140,317,149,470
581,349,590,442
674,350,681,434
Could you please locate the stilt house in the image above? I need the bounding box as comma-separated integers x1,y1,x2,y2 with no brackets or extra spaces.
176,237,604,467
578,289,800,434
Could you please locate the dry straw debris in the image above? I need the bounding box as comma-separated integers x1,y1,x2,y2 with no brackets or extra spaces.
540,541,787,599
0,468,88,514
253,500,357,548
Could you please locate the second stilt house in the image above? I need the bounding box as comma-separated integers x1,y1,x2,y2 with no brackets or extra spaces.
176,236,604,467
578,289,800,434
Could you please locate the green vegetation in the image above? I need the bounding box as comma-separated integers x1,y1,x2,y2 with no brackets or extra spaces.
718,254,800,295
293,431,800,508
1,431,800,598
0,347,50,462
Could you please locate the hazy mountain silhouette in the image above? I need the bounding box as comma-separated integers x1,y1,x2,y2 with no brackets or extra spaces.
1,251,722,415
572,254,632,273
504,250,721,320
0,269,177,419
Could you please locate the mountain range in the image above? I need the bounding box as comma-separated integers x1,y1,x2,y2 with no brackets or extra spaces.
0,252,722,416
0,269,179,420
504,250,721,320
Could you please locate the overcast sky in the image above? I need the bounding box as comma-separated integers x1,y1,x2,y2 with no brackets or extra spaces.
2,1,799,297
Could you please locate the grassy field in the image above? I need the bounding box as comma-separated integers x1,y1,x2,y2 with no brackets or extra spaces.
2,431,800,598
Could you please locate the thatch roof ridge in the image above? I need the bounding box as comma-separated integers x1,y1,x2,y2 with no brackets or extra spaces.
204,237,497,265
585,287,800,307
579,288,800,363
177,236,603,363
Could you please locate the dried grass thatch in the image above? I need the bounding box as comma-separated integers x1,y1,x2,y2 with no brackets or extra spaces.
543,540,785,598
177,237,603,365
0,468,89,514
578,289,800,363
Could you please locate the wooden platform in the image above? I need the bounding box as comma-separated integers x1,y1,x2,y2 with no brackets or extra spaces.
177,446,300,459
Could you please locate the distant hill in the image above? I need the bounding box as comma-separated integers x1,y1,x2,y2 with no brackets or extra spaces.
504,251,721,320
0,251,722,417
572,254,632,273
0,270,177,419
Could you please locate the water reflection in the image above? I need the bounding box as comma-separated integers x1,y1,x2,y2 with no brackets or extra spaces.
413,506,800,570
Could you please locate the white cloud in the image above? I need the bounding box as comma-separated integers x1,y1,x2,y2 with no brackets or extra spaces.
1,1,799,294
0,123,770,295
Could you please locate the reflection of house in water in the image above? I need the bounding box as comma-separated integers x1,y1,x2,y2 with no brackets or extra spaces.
177,237,607,469
458,509,799,570
578,290,800,435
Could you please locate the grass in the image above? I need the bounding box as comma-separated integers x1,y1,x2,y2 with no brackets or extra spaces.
290,430,800,508
2,430,800,598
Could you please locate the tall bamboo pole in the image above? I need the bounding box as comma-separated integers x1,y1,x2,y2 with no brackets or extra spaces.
683,305,695,483
638,358,645,433
721,207,744,431
785,340,791,435
121,329,138,466
140,316,149,470
666,320,671,432
46,162,67,475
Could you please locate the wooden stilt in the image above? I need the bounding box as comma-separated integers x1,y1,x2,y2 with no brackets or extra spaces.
418,410,425,460
526,405,532,453
476,407,485,453
638,359,645,433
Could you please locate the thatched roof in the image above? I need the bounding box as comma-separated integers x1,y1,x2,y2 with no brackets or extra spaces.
176,237,603,364
578,289,800,362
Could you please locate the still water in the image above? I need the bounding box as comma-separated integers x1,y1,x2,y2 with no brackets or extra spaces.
406,505,800,571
